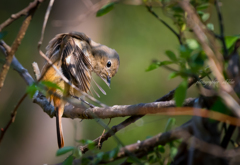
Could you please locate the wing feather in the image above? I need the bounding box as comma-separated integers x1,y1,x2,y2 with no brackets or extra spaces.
62,40,92,93
43,32,107,96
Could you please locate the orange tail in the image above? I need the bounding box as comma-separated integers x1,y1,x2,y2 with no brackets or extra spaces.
56,106,64,148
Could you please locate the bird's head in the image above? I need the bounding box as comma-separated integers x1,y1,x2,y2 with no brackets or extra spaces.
90,40,120,87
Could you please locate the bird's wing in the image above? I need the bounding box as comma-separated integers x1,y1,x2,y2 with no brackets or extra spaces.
62,37,92,93
42,32,107,96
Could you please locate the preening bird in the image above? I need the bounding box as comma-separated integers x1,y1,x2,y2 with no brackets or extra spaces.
41,32,120,148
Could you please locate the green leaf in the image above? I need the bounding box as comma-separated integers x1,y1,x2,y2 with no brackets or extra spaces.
196,3,209,10
26,83,39,98
179,45,192,59
126,157,136,163
211,98,232,116
109,146,120,159
186,39,199,50
164,118,176,132
207,23,214,31
96,2,115,17
81,157,91,165
145,62,160,72
174,79,188,107
145,61,173,72
78,139,95,150
170,147,178,159
159,61,174,66
148,154,157,163
96,152,105,162
165,50,177,61
225,35,240,49
73,148,82,158
168,72,179,79
56,146,75,156
63,155,74,165
157,145,165,153
201,13,210,22
0,31,7,39
41,81,64,92
78,139,93,144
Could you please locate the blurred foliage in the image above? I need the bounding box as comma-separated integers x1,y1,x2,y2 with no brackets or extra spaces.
96,2,116,17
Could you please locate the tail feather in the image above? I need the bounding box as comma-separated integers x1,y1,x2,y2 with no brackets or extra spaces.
56,107,64,148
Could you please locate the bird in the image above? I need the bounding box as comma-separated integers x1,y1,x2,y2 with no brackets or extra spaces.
40,31,120,148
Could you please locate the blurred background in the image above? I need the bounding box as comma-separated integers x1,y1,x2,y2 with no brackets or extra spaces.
0,0,240,164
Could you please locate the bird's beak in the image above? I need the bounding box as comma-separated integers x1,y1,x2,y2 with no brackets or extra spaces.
107,76,111,87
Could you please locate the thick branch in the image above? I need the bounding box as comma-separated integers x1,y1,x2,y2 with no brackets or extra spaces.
0,41,34,85
62,98,195,119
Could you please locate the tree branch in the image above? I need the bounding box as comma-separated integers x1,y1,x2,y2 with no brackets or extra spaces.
61,98,195,119
215,0,228,56
145,5,182,45
0,40,34,85
76,121,240,164
0,0,45,32
106,122,240,163
179,0,240,118
80,115,143,153
0,93,27,144
0,0,43,92
80,72,208,153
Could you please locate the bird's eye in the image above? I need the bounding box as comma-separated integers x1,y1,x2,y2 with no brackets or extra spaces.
107,61,111,68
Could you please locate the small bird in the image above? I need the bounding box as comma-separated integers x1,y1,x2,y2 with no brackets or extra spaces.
41,32,120,148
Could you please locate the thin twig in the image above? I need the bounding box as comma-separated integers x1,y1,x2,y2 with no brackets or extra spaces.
0,0,45,32
80,115,143,153
0,93,27,144
98,118,111,149
0,0,42,92
215,0,228,56
155,74,208,102
38,0,55,48
145,5,182,45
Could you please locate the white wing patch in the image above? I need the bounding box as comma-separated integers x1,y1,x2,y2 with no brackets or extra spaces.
66,55,71,64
